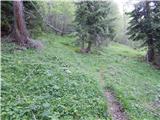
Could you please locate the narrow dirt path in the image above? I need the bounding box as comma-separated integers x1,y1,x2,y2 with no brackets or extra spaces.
99,68,128,120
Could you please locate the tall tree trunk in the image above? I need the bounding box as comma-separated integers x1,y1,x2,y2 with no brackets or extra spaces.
85,41,92,53
61,22,65,36
147,37,155,62
81,39,85,49
146,1,155,62
13,0,30,46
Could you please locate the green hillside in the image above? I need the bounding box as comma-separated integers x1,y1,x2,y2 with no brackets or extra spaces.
1,33,160,120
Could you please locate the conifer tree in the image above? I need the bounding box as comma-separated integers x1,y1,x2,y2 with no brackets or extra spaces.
75,1,116,52
127,1,160,62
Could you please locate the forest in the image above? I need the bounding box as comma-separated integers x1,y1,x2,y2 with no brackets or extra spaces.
1,0,160,120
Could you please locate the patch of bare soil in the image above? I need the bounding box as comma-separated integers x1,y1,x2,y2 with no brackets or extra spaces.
105,90,128,120
99,68,128,120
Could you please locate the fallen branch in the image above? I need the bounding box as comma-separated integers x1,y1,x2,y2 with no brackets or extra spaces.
45,21,63,33
24,10,36,18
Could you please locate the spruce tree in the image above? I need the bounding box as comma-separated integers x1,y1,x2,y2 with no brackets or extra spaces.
127,1,160,62
75,1,115,52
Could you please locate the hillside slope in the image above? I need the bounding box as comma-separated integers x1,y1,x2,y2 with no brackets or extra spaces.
1,33,160,120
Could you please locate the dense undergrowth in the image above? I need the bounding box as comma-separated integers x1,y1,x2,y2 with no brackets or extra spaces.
1,33,160,120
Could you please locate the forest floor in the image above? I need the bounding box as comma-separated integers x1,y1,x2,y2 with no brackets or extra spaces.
1,33,160,120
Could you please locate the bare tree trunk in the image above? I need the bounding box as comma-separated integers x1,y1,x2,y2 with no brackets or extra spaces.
145,1,155,62
81,40,85,49
12,0,43,49
54,14,57,34
85,41,92,53
61,21,65,36
147,38,155,62
13,0,30,46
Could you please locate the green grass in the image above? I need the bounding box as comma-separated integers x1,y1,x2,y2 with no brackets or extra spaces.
1,33,160,120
